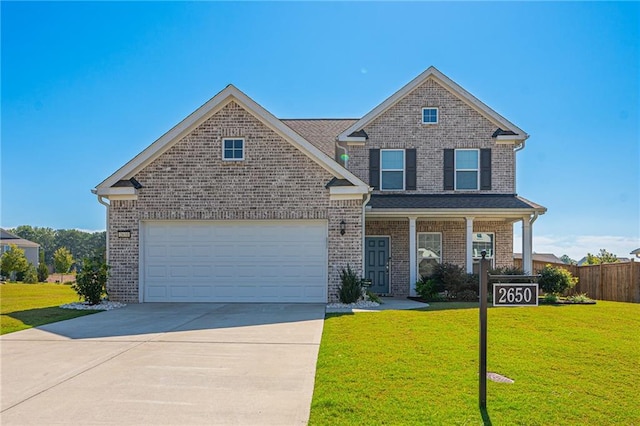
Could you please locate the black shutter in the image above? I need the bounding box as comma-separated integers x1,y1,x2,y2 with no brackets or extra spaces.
443,149,454,190
480,148,491,190
369,149,380,189
405,149,417,190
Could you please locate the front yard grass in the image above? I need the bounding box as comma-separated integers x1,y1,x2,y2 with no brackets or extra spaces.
310,301,640,425
0,283,97,335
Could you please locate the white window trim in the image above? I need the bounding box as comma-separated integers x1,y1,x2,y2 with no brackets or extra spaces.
421,107,439,124
417,232,442,277
222,138,245,161
380,149,405,191
472,232,495,261
454,148,480,191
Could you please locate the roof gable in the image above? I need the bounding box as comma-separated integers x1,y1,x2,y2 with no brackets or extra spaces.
338,66,528,142
95,86,368,196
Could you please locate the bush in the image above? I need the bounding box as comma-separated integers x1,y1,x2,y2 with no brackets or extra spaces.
415,276,438,300
538,264,578,295
338,265,362,304
457,289,478,302
543,293,558,303
566,293,593,303
430,263,467,297
72,256,109,305
364,290,381,304
23,263,38,284
37,262,49,282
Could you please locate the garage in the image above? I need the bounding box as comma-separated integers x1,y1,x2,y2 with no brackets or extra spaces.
141,220,328,303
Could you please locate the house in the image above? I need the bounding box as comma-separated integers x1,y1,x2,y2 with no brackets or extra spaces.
93,66,546,303
514,253,565,265
0,228,40,267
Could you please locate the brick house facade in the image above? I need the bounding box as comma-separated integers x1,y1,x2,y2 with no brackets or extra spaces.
94,67,545,303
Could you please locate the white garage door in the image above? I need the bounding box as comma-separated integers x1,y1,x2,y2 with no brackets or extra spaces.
142,220,328,303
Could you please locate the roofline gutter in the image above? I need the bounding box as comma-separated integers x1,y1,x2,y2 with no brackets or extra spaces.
364,207,546,218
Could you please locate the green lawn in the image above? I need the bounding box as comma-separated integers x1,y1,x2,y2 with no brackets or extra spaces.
0,283,97,335
310,301,640,425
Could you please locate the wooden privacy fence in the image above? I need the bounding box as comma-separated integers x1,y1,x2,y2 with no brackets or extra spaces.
513,259,640,303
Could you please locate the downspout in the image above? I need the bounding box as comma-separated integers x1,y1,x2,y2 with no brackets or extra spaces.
362,191,372,274
513,141,525,193
92,190,110,264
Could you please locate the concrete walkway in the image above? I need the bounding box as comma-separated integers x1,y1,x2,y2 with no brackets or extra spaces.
0,303,325,425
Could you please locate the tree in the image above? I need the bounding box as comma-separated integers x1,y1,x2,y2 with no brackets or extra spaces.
538,264,578,295
9,226,106,270
53,247,74,283
584,249,619,265
24,263,38,284
1,244,29,281
560,254,577,265
37,262,49,282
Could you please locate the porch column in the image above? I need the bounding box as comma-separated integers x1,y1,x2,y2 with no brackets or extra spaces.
522,215,533,274
465,217,474,273
409,216,417,296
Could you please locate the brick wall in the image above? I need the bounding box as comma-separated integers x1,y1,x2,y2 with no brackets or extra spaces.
347,78,515,194
108,101,362,303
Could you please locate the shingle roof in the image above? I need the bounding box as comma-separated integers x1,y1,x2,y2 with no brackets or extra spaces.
281,119,357,158
368,194,545,210
325,177,354,188
0,229,40,248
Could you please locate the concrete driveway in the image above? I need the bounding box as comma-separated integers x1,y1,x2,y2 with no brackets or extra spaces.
1,303,326,425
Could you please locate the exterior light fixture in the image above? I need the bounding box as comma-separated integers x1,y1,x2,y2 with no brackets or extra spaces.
340,220,346,236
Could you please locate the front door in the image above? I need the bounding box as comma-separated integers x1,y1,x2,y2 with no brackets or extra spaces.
365,237,390,294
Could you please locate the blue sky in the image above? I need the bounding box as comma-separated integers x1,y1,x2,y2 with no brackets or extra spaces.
1,1,638,260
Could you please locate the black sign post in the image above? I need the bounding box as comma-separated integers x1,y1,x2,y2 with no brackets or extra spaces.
479,261,540,410
479,251,489,409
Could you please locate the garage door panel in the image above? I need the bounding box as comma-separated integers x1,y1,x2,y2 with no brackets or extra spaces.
143,220,327,302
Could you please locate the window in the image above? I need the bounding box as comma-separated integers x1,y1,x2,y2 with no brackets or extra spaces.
472,233,494,260
223,138,244,160
455,149,479,190
422,107,438,124
380,149,405,190
418,233,441,277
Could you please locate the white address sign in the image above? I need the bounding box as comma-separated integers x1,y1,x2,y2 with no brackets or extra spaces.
493,283,539,307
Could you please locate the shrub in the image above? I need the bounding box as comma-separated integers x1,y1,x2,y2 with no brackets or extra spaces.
430,263,467,297
72,256,109,305
23,263,38,284
543,293,558,303
37,262,49,282
538,264,578,295
415,276,438,300
457,289,478,302
566,293,593,303
364,290,381,304
338,265,362,304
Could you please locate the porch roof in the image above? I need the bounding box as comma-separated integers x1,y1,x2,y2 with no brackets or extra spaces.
368,193,546,211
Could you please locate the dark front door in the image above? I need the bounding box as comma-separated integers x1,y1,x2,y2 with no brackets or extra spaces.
365,237,390,294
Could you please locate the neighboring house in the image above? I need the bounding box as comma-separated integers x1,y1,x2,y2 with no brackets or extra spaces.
0,229,40,267
94,66,546,303
514,253,565,265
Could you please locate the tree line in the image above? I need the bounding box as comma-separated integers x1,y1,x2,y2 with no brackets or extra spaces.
8,225,106,269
